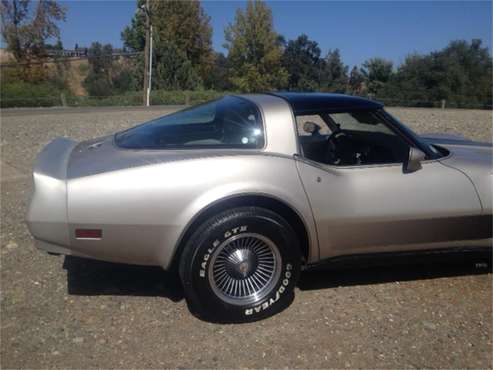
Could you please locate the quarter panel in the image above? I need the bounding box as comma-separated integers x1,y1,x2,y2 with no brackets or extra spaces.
67,155,318,267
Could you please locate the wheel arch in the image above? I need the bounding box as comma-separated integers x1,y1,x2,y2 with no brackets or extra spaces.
169,193,312,272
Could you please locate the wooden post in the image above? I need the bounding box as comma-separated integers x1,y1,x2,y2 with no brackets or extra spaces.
60,93,67,107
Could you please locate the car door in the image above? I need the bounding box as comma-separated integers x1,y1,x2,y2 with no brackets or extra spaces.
294,111,484,260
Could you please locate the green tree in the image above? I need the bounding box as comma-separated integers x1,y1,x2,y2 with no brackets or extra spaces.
205,52,233,90
320,49,348,93
0,0,66,61
154,42,202,90
121,0,145,52
121,0,213,89
224,0,287,92
348,66,364,94
83,42,114,96
281,34,322,91
387,39,492,107
153,0,213,81
361,58,393,95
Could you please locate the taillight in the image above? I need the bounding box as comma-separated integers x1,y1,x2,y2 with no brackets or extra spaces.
75,229,102,239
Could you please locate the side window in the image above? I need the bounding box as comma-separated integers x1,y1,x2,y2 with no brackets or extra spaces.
115,96,264,149
296,110,410,166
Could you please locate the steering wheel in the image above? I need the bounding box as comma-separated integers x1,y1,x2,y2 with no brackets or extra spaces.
325,129,348,164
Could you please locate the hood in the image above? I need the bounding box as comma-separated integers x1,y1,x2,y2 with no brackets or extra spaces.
421,133,492,172
421,133,492,149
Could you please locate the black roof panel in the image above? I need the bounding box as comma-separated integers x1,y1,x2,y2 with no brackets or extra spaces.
270,92,383,114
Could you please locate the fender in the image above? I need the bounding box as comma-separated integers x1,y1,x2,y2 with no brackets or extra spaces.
169,192,319,270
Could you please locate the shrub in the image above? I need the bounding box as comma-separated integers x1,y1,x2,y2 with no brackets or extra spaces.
0,80,66,108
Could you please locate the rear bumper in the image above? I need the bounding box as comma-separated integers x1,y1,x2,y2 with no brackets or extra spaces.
34,239,95,259
35,239,73,255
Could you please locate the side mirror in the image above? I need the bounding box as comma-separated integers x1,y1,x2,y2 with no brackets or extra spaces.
403,147,426,173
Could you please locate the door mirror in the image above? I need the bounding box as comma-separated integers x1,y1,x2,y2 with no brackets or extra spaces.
403,147,426,173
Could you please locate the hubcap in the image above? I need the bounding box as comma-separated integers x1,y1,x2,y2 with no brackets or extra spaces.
209,233,282,305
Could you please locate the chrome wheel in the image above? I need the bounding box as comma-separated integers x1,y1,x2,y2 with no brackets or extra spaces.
208,233,282,305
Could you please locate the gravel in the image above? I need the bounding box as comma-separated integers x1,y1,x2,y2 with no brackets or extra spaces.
1,106,492,369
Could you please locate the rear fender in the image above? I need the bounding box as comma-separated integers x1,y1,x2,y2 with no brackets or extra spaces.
27,137,77,246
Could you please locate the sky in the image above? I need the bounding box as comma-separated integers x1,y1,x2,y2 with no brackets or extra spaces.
57,0,492,68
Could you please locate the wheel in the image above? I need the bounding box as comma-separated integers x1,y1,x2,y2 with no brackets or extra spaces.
179,206,301,323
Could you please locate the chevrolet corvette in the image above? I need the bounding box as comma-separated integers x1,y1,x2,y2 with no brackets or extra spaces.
27,93,492,322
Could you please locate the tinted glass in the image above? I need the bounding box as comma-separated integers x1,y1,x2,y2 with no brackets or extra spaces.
115,96,264,149
296,110,411,166
329,112,398,135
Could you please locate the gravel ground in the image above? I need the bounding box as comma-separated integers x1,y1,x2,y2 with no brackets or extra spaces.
1,106,492,369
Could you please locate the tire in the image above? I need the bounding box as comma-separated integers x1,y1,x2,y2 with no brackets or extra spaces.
179,206,301,323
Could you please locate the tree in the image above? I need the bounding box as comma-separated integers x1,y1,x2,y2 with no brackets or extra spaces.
361,58,393,95
320,49,348,93
121,0,213,89
348,66,364,94
121,0,146,52
224,0,287,92
391,39,492,107
154,42,202,90
440,39,492,106
153,0,213,81
282,34,322,91
0,0,66,61
1,0,29,60
205,52,233,90
83,42,114,96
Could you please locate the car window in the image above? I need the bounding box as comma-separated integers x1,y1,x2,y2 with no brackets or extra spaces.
115,96,264,149
296,110,410,166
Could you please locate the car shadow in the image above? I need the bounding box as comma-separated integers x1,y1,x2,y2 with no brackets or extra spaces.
298,248,492,291
63,256,184,302
63,249,491,303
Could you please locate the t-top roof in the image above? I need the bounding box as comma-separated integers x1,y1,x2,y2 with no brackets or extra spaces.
270,92,383,114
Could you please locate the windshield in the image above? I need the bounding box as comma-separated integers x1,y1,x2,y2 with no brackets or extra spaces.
115,96,264,149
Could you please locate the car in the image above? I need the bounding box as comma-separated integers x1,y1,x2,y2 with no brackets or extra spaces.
27,92,492,322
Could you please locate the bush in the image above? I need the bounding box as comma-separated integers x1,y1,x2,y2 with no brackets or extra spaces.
151,90,231,105
0,80,67,108
66,90,232,107
66,92,142,107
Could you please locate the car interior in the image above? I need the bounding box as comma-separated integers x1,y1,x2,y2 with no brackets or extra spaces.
297,110,410,166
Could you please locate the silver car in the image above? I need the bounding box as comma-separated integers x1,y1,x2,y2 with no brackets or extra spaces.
27,93,492,322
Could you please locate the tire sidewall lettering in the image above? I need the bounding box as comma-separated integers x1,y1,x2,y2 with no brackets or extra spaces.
199,225,247,278
244,262,293,316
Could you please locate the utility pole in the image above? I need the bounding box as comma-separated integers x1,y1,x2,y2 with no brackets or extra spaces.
142,0,152,106
148,24,153,106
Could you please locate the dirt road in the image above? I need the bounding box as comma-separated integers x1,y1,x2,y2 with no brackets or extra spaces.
1,106,491,368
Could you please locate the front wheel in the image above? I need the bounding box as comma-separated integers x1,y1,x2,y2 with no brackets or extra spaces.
179,207,301,323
